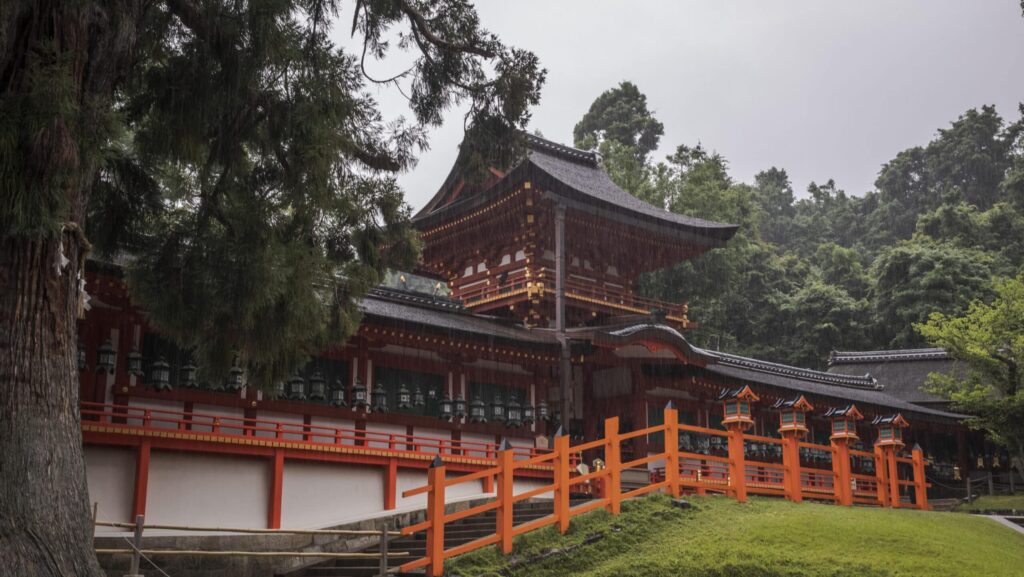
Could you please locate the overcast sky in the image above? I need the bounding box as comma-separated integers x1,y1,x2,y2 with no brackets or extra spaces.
336,1,1024,211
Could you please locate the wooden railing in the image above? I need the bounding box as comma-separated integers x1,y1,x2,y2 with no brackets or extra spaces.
400,406,930,577
454,266,690,322
80,402,549,461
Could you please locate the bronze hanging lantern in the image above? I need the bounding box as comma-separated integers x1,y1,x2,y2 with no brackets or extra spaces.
330,379,347,407
151,358,172,391
439,394,453,421
126,349,144,378
96,339,116,374
372,381,388,412
454,394,467,419
180,361,198,388
288,373,307,400
352,377,368,410
226,364,245,392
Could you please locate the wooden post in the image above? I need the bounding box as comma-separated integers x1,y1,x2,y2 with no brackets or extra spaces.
268,449,284,529
127,514,144,577
131,440,151,519
911,446,929,510
832,442,852,506
378,524,389,577
497,446,515,554
987,472,994,496
605,417,621,515
384,458,398,511
782,435,802,503
887,448,900,507
874,445,889,507
554,434,571,534
727,429,748,503
426,462,446,577
664,405,680,498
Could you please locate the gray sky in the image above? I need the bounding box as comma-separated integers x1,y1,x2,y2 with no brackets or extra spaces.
338,1,1024,211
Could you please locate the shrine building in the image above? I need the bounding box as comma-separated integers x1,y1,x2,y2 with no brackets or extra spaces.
81,134,972,532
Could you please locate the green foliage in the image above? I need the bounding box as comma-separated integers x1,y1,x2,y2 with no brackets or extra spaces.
872,239,993,348
573,81,664,161
447,495,1024,577
4,0,545,386
917,275,1024,472
577,82,1024,369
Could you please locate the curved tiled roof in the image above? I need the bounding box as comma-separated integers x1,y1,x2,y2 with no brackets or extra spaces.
359,287,557,347
828,348,951,364
413,134,738,245
695,348,962,422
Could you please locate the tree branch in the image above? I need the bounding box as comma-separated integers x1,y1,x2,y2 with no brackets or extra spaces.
396,0,496,58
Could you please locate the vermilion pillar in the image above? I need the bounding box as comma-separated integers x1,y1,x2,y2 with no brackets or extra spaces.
131,440,151,518
384,458,398,510
268,449,284,528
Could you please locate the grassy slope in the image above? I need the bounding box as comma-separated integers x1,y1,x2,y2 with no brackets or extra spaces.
956,494,1024,512
446,495,1024,577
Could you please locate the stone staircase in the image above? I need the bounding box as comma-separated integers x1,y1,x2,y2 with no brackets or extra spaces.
289,499,590,577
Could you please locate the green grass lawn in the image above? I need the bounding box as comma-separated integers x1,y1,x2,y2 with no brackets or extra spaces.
956,493,1024,512
446,494,1024,577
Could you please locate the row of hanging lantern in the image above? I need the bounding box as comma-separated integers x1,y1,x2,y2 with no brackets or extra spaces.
84,339,559,429
86,339,246,392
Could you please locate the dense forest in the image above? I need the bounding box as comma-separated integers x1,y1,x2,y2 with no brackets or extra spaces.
573,82,1024,369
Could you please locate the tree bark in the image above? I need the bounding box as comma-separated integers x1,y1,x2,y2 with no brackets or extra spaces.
0,234,104,577
1,2,142,575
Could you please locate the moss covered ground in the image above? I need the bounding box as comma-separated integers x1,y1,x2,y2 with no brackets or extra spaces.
446,494,1024,577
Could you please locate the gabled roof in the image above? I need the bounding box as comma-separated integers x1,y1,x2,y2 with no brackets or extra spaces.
823,405,864,420
771,395,814,412
827,348,958,406
413,133,738,246
872,413,910,427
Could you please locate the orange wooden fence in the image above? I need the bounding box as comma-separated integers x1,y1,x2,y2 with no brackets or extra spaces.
399,406,929,577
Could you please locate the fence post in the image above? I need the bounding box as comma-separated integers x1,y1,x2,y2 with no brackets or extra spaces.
987,472,994,496
874,445,889,507
605,417,622,515
911,445,929,510
664,404,680,498
425,460,446,577
727,429,748,503
554,433,571,534
832,442,852,506
782,436,802,503
126,514,144,577
887,449,900,507
379,524,389,577
497,442,515,554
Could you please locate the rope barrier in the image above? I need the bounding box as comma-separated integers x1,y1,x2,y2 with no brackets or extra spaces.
94,521,401,536
95,550,407,558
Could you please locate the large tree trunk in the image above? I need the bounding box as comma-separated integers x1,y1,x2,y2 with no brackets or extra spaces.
0,234,103,577
1,2,141,575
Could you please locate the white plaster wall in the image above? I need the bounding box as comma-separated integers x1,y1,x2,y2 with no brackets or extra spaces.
412,427,452,454
282,461,383,528
127,398,184,429
86,446,135,531
460,432,496,459
396,469,430,509
191,403,246,435
365,422,407,450
310,416,355,444
146,452,268,528
514,478,554,501
256,410,305,441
